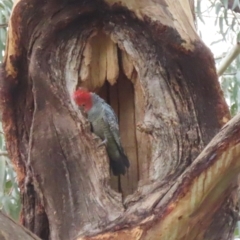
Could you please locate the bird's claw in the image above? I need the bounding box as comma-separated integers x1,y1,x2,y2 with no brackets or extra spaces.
92,136,100,141
97,139,108,148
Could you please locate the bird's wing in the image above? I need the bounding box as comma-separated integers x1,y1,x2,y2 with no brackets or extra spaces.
102,103,122,147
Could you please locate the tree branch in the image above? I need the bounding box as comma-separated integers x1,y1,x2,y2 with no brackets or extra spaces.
0,23,8,28
0,151,8,157
0,211,40,240
217,41,240,76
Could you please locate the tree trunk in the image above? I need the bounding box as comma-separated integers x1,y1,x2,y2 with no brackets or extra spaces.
1,0,239,239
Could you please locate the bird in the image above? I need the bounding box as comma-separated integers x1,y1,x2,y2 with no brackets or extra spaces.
73,88,130,176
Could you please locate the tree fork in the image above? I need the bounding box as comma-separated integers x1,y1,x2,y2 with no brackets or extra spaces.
1,0,239,240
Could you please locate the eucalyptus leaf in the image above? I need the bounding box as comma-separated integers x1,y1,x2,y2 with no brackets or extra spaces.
222,0,229,9
232,0,240,10
215,2,223,16
0,157,6,193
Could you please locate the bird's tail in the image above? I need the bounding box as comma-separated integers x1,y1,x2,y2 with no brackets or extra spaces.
110,153,130,176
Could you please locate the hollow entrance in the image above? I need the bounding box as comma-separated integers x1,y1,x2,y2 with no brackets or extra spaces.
98,73,137,196
79,32,150,196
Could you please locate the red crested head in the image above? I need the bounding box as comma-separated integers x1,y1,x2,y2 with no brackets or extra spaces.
73,88,93,112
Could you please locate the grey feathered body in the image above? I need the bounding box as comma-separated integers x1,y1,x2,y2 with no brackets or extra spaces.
87,94,130,175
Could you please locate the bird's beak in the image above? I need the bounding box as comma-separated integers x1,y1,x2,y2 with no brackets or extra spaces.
79,106,86,112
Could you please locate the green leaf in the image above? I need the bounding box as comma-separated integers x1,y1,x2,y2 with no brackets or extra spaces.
222,0,229,9
219,16,224,35
0,157,6,193
3,0,13,10
5,180,13,191
237,32,240,42
196,0,205,24
230,102,238,115
215,2,223,16
210,38,224,45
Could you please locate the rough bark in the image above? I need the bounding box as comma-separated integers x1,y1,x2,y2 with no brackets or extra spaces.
0,0,239,240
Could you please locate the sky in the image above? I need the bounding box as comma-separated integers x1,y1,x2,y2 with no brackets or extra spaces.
196,0,237,59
